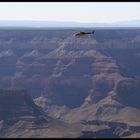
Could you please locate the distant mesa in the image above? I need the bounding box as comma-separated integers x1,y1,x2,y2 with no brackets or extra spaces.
0,20,140,28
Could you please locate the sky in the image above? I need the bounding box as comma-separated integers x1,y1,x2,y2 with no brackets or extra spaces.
0,2,140,23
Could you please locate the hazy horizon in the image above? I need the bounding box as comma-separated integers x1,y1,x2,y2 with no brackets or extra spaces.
0,2,140,24
0,18,140,23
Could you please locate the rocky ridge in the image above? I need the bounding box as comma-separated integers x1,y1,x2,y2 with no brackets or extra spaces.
0,29,140,137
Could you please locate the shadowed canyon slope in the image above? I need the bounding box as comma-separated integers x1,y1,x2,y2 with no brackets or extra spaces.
0,29,140,137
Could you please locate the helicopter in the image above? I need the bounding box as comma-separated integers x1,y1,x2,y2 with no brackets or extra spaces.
75,30,95,37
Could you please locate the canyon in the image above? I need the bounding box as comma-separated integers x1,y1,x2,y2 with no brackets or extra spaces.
0,29,140,137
